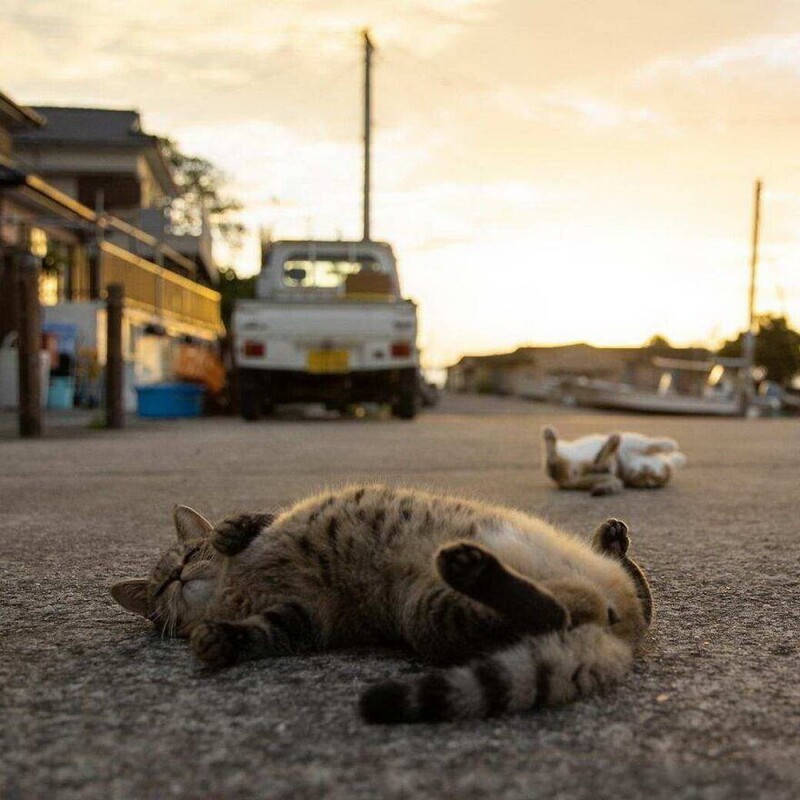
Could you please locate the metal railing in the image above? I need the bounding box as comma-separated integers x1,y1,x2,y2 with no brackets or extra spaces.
100,242,222,332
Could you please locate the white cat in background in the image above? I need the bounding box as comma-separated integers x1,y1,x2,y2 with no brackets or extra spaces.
542,426,687,496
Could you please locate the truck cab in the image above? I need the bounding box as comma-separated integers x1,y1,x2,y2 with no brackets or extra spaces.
232,240,419,420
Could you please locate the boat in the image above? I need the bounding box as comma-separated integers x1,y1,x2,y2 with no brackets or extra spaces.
565,357,781,417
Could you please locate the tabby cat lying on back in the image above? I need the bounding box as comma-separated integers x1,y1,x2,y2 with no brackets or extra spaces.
543,426,686,496
111,485,652,724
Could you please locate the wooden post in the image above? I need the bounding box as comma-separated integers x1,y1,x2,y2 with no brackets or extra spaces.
17,252,42,438
87,238,102,300
0,251,20,342
106,283,124,429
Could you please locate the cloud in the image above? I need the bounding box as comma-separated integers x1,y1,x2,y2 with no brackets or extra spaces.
494,86,665,131
378,180,578,253
636,33,800,82
5,0,800,363
0,0,499,86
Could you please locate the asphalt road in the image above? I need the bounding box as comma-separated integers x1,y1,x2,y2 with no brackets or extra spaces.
2,395,799,799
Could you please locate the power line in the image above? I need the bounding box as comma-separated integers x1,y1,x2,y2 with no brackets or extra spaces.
385,43,496,95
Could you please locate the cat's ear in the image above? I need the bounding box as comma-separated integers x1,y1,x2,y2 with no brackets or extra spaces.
173,505,213,542
110,579,152,618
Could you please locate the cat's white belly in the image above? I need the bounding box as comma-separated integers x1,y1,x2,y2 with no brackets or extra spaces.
477,523,588,582
556,432,685,480
619,451,668,477
558,433,679,462
476,521,626,609
556,435,608,463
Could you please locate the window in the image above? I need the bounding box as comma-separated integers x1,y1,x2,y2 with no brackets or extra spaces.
282,257,386,290
38,239,70,306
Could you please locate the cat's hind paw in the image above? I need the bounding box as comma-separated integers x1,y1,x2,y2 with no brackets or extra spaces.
542,426,558,443
190,621,241,668
436,542,500,593
593,518,630,557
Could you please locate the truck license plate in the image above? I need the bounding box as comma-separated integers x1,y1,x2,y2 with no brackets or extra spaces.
307,349,350,373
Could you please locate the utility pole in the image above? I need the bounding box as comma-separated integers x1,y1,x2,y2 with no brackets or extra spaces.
362,29,374,242
741,179,761,417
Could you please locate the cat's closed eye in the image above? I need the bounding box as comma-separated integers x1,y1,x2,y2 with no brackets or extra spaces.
184,545,202,562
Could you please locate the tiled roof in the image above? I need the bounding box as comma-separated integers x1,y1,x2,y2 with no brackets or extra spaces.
14,107,156,147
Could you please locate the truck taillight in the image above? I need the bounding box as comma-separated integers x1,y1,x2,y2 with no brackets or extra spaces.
391,342,412,358
243,340,265,358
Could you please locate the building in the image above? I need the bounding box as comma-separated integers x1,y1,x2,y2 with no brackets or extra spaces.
0,90,223,406
13,106,216,287
447,342,713,398
1,91,91,343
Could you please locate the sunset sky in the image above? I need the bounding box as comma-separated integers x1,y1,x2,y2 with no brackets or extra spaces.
4,0,800,366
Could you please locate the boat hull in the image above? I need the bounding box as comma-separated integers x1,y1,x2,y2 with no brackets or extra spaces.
572,387,739,416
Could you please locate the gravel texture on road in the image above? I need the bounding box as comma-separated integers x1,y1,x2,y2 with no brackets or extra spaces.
2,395,799,799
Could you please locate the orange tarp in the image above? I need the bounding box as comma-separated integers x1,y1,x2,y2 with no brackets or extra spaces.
173,345,226,394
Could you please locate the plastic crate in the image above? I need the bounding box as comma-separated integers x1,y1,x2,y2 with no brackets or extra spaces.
135,382,204,418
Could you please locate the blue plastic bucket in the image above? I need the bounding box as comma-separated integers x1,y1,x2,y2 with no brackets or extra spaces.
48,376,75,410
136,382,204,418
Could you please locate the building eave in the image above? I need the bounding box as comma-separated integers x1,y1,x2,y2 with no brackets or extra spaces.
13,132,179,198
0,168,98,230
0,90,45,129
145,140,179,197
0,169,196,274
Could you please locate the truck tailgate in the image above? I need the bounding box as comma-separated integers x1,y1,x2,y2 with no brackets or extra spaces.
233,300,417,372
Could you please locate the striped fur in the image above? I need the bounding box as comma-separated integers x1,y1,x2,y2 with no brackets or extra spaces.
360,624,633,723
111,485,652,723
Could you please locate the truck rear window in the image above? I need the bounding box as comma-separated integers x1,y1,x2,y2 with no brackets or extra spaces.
282,258,387,290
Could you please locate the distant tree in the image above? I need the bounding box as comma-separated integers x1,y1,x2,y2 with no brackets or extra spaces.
717,314,800,386
218,267,257,327
645,334,672,354
160,138,246,249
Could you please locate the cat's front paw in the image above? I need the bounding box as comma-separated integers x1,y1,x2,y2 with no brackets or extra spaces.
593,518,629,557
211,513,274,556
190,621,240,668
437,542,499,593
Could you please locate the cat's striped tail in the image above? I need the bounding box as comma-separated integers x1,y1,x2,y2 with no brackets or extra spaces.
360,625,633,724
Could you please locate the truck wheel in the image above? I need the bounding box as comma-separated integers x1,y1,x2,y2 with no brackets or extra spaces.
239,372,263,421
392,386,419,420
392,369,420,420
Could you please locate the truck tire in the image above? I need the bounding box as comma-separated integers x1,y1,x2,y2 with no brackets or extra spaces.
239,371,263,421
392,370,419,420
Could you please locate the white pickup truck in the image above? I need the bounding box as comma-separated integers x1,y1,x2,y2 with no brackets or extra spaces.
232,240,420,420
